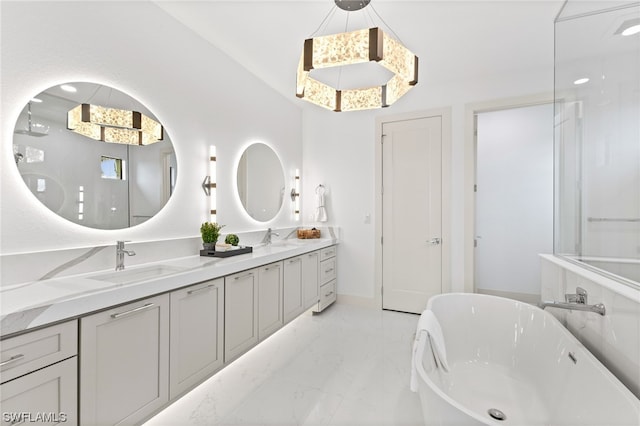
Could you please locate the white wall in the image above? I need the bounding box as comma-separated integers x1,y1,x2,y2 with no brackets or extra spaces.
301,2,557,300
540,255,640,398
1,2,302,258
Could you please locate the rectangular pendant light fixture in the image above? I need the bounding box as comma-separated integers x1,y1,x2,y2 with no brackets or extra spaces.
296,27,418,112
67,103,164,145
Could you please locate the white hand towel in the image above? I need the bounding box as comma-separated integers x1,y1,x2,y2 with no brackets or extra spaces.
315,193,327,222
410,309,450,392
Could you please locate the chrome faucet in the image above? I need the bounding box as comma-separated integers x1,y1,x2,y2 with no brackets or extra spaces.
115,241,136,271
262,228,280,245
540,286,606,316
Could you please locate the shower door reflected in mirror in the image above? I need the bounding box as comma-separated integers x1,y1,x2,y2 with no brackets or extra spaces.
12,82,177,230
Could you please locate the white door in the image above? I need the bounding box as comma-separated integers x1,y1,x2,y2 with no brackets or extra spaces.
475,104,553,297
382,117,443,313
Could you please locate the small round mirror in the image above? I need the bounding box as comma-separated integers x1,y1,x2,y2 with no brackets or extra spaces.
236,143,285,222
13,82,177,229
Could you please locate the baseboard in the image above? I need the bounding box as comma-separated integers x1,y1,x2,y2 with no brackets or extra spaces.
336,294,379,309
476,288,540,305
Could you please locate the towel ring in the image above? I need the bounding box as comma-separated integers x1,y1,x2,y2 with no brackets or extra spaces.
316,184,325,195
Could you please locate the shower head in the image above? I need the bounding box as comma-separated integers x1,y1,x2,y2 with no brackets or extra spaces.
14,102,48,137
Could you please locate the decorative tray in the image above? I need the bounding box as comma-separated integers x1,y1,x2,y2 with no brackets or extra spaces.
199,245,253,258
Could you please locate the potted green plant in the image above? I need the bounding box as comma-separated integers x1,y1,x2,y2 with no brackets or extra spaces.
225,233,240,246
200,222,224,251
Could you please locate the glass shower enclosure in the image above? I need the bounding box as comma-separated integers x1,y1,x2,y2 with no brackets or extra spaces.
554,1,640,287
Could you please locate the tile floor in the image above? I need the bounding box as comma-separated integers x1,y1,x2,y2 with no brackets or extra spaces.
144,303,424,425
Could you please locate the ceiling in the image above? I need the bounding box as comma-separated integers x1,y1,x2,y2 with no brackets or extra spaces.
155,1,565,108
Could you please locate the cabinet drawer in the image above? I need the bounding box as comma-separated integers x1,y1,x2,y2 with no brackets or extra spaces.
1,356,77,426
317,280,337,312
1,320,77,384
320,246,336,261
320,257,337,284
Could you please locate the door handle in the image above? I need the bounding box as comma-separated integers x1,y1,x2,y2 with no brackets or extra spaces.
427,238,441,245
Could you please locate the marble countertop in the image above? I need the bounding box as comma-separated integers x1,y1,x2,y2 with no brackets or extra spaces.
0,238,337,339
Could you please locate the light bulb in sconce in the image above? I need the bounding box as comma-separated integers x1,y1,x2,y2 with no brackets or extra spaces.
291,169,301,221
202,145,217,222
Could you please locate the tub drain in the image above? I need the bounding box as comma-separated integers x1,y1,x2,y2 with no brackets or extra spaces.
487,408,507,421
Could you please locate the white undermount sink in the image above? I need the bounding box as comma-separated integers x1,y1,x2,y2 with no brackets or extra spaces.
89,264,185,285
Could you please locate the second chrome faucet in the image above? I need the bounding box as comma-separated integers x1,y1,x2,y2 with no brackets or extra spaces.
116,241,136,271
540,286,606,316
262,228,280,245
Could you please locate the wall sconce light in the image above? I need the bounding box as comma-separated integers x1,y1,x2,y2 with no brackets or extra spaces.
201,146,217,221
291,169,301,221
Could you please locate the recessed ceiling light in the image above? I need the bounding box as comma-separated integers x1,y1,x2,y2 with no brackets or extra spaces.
30,98,43,103
60,84,77,93
574,78,589,85
615,18,640,36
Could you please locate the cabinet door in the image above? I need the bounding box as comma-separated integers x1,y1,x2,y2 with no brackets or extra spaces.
80,293,169,426
170,279,224,399
258,262,284,340
1,356,77,426
302,251,320,310
283,256,304,323
224,269,258,362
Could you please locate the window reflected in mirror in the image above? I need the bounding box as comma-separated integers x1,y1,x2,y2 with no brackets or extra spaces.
100,156,125,180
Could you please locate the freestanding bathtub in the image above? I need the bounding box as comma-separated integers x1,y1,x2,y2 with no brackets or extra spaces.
411,293,640,425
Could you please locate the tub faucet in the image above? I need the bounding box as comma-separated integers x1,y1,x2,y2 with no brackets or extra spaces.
565,287,588,304
116,240,136,271
262,228,280,245
540,287,606,316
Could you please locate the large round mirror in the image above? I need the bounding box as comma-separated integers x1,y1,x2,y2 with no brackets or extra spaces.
12,82,176,230
236,143,285,222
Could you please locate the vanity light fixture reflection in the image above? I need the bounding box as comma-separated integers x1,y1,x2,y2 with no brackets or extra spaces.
291,169,301,221
67,103,164,145
202,145,217,221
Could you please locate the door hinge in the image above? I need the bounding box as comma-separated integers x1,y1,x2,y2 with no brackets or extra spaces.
381,236,383,245
474,239,478,248
474,184,477,192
